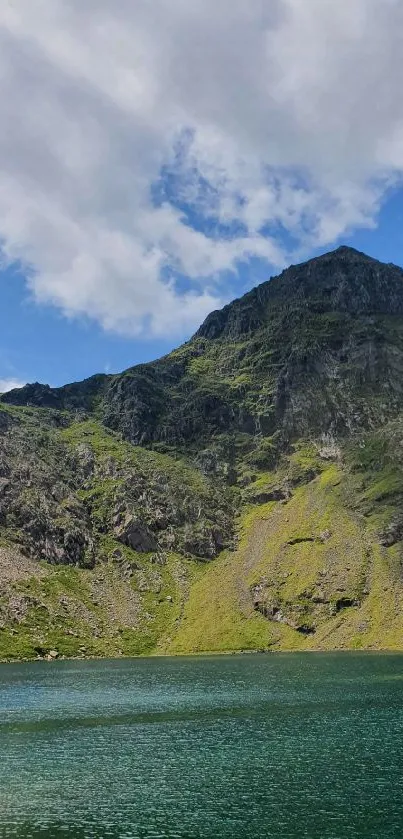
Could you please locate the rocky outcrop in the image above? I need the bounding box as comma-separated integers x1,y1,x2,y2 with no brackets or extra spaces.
379,520,403,547
0,409,236,567
114,515,158,553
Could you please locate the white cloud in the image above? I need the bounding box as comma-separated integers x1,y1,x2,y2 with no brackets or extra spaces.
0,378,26,393
0,0,402,337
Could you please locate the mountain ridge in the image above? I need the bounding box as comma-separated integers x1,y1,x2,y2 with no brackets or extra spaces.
5,244,403,452
4,245,403,407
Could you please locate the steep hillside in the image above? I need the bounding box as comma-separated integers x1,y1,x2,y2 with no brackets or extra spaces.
0,407,235,660
171,431,403,653
2,246,403,659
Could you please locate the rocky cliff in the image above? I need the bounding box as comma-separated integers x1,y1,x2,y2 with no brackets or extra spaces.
2,245,403,659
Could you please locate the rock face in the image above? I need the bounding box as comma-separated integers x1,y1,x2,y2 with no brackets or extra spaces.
115,516,158,553
0,414,236,568
3,246,403,657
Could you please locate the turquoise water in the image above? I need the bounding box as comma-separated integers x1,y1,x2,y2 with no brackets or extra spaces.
1,653,403,838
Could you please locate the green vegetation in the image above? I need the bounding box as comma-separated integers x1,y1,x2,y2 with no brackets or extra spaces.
3,246,403,658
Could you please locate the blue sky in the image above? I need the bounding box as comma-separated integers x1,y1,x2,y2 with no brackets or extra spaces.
0,1,403,391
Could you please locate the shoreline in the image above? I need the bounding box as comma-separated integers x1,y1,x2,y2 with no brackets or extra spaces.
2,645,403,666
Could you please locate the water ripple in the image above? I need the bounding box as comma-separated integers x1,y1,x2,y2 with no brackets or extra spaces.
1,652,403,839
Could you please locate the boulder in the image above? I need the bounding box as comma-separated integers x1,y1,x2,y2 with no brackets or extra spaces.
115,516,158,553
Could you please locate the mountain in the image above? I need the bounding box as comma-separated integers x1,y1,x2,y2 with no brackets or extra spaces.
2,245,403,659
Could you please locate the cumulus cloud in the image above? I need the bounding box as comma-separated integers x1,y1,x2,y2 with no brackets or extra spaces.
0,0,402,336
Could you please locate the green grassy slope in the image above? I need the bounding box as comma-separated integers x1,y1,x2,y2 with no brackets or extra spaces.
169,442,403,653
2,424,403,660
0,549,201,661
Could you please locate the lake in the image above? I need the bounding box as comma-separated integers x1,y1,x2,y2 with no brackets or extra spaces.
1,652,403,838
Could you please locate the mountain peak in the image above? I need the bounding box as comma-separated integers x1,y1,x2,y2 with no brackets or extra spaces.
307,244,382,266
328,244,367,256
197,246,403,341
4,245,403,422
